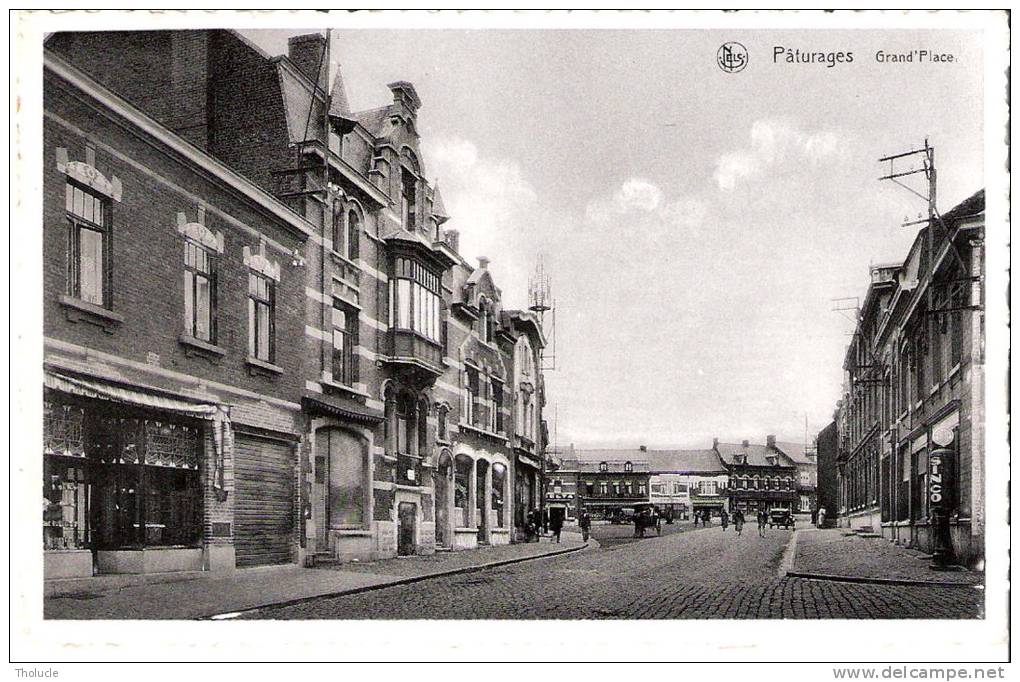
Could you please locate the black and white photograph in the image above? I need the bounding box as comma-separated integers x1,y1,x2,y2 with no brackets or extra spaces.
9,8,1011,671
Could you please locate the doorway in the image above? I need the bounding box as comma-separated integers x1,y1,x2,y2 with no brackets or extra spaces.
398,502,417,556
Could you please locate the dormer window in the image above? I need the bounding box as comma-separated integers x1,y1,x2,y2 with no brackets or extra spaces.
599,461,608,473
624,461,633,472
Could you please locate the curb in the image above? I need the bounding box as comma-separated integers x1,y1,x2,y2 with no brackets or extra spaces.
202,542,589,620
784,570,981,588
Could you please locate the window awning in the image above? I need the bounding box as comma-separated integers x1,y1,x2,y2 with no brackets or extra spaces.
44,371,220,419
302,393,384,424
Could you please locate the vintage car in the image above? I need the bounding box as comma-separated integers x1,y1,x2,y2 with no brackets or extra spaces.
768,508,794,529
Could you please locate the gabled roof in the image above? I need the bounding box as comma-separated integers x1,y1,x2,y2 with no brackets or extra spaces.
774,441,815,465
351,106,392,139
432,183,450,223
559,458,651,474
715,442,796,468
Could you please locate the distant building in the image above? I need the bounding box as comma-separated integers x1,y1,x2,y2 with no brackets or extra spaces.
546,452,651,522
642,449,730,520
715,438,799,514
774,439,818,513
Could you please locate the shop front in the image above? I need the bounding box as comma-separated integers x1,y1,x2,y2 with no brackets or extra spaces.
513,451,542,541
43,372,228,579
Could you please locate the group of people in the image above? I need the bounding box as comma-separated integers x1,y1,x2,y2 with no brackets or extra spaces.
695,508,772,537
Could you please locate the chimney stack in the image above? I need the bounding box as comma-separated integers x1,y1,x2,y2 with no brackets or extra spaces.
442,229,460,253
288,33,329,91
478,256,490,270
387,80,422,120
766,435,776,449
741,439,749,448
639,445,647,452
712,437,719,449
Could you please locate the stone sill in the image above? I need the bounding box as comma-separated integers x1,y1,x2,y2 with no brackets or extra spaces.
335,529,373,537
458,422,509,443
178,333,225,361
329,249,363,273
59,294,124,333
321,376,371,400
246,356,284,377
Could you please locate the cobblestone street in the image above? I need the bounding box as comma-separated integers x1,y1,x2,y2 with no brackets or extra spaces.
245,525,983,620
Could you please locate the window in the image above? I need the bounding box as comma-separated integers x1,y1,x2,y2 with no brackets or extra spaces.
316,428,364,527
347,209,360,261
624,461,633,472
912,325,926,402
950,284,965,366
248,272,274,362
466,367,481,427
598,481,609,496
437,405,449,441
492,463,506,527
332,300,358,386
66,181,110,306
599,461,608,473
637,482,647,496
391,258,441,344
395,393,415,455
401,168,417,230
183,240,216,342
491,378,504,433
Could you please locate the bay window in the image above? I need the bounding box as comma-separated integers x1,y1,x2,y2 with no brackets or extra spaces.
390,257,441,344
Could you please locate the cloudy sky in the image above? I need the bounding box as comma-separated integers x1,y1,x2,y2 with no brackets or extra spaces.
247,27,985,449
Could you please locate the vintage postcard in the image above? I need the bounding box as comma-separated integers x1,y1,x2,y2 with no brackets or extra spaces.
9,8,1011,671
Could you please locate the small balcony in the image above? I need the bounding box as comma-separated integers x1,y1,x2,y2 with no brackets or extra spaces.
382,329,444,382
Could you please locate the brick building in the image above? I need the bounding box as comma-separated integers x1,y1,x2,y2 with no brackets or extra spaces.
642,449,730,520
715,438,799,514
774,440,818,513
835,190,984,566
814,419,839,525
547,451,652,523
44,29,549,570
43,51,312,577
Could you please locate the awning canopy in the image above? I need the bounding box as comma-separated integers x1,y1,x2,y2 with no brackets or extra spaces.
516,452,542,470
302,393,384,424
45,371,219,419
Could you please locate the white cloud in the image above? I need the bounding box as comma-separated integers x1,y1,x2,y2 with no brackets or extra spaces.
715,119,841,191
586,178,705,233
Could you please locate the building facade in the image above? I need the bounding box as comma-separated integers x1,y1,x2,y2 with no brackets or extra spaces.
815,419,839,525
644,449,730,520
835,190,985,566
775,440,818,514
715,438,799,514
43,29,550,574
43,52,312,577
546,455,652,522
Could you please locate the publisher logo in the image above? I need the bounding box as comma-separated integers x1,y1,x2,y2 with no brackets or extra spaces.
718,42,748,73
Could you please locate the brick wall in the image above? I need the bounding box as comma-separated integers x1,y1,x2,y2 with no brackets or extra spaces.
44,68,308,407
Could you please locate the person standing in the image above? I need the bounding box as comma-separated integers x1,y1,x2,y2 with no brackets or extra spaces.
693,510,700,528
817,506,827,528
720,508,729,531
733,509,745,536
579,510,592,542
703,509,712,527
757,508,768,537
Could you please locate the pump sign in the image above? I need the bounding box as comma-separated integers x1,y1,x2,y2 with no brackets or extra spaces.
928,447,952,507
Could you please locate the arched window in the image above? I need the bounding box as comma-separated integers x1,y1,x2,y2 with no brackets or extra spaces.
492,462,506,528
347,209,361,260
454,455,472,527
417,398,429,456
437,404,449,442
395,392,415,455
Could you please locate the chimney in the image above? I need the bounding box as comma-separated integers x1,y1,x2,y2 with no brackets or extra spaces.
712,437,719,449
442,229,459,253
741,439,749,448
288,33,329,90
639,445,647,452
478,256,490,270
767,435,776,449
387,80,422,120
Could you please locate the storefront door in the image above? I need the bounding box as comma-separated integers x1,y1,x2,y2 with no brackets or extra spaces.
397,502,416,556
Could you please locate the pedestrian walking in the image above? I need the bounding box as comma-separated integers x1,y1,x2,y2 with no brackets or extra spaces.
693,510,700,527
757,509,768,537
720,509,729,531
816,506,827,528
702,509,711,527
733,509,745,536
579,510,591,542
549,512,563,543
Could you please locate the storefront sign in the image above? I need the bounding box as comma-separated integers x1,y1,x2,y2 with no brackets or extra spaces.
927,447,953,507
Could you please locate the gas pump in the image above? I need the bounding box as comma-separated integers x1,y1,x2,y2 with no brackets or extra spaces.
928,427,956,570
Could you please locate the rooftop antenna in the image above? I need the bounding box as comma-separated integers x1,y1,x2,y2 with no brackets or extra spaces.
529,255,557,371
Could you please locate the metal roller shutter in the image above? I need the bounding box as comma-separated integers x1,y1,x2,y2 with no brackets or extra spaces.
234,434,295,567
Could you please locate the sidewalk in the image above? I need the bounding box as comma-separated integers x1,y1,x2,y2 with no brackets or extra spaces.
44,539,586,620
788,528,982,586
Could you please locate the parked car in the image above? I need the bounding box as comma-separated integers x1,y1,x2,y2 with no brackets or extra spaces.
768,508,794,529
